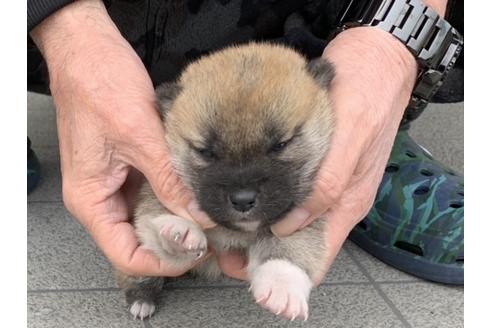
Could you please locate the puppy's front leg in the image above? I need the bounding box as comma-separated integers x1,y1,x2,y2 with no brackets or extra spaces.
248,219,327,321
117,184,208,320
136,213,208,266
134,183,209,266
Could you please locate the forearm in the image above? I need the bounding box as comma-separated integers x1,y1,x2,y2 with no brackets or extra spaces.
30,0,127,86
30,0,117,58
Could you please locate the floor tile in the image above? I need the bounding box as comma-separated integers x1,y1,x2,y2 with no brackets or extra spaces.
27,147,62,202
165,274,246,289
345,241,421,283
28,291,143,328
149,284,405,328
380,282,463,328
409,103,463,173
27,92,58,147
27,203,116,290
322,244,369,284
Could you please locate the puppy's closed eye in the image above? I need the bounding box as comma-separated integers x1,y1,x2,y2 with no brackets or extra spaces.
186,140,218,161
195,147,217,161
269,136,295,153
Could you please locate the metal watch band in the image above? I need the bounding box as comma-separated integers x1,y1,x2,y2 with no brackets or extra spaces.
337,0,463,110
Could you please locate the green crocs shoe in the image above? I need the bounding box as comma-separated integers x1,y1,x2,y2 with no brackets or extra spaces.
349,130,464,285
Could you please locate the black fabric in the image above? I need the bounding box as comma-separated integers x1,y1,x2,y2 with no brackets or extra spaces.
431,0,463,103
27,0,464,123
446,0,464,36
28,0,343,90
28,0,75,32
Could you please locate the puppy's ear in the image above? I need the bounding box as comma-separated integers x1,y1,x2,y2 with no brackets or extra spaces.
306,58,335,88
155,82,182,119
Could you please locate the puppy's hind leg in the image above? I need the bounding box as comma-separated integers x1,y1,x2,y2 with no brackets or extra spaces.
116,271,166,320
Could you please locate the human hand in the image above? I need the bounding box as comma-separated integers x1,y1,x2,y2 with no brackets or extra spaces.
30,0,214,277
218,27,418,283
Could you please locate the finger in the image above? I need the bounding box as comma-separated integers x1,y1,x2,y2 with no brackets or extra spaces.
216,251,248,281
91,217,208,277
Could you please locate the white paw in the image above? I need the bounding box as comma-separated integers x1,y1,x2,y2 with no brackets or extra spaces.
249,259,312,321
129,300,156,320
159,216,207,258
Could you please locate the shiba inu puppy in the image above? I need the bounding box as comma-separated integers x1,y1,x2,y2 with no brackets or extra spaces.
117,42,335,321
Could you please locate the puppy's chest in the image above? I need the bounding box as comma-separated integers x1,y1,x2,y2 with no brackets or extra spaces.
205,226,257,252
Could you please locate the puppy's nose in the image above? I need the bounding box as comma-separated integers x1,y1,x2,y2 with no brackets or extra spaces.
229,189,257,212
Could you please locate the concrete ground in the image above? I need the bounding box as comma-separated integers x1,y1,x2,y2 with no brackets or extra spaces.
27,92,464,328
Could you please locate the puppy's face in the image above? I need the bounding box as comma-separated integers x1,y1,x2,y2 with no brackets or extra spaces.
158,44,334,231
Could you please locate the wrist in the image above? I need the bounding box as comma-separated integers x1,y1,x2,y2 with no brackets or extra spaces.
323,27,418,102
30,0,121,70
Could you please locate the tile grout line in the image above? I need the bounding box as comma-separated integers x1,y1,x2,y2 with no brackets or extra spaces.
28,200,63,204
344,246,413,328
378,280,423,285
320,280,425,286
30,145,60,149
28,287,120,294
27,279,425,295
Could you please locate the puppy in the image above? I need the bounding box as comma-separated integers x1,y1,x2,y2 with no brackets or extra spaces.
117,42,335,321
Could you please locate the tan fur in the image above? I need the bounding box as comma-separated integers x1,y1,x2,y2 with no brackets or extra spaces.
164,43,333,183
117,43,335,321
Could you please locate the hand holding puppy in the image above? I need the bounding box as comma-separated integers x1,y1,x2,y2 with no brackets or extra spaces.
219,27,418,283
30,0,215,277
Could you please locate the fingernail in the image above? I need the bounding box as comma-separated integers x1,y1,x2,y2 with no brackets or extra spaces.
271,207,310,237
187,200,216,229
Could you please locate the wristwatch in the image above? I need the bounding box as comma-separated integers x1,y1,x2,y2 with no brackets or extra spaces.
336,0,463,111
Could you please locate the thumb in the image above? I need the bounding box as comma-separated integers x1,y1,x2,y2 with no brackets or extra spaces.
91,217,210,277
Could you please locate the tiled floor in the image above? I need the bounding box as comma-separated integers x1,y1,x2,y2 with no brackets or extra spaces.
27,92,464,328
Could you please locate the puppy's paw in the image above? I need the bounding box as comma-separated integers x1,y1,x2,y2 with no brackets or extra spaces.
249,259,312,321
159,216,207,259
129,300,156,320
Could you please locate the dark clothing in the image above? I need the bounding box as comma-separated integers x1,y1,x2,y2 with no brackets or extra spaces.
27,0,463,110
28,0,75,32
28,0,347,90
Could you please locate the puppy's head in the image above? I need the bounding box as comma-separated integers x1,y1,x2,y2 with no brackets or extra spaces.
157,43,335,231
